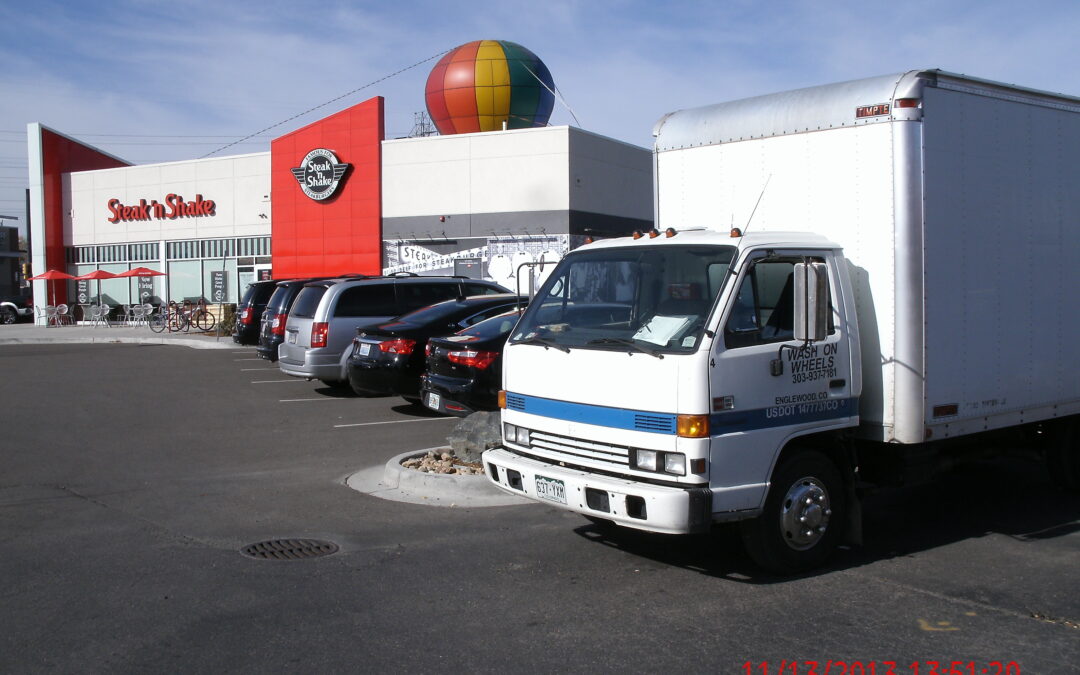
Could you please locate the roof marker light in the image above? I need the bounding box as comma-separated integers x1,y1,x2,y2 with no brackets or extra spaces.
730,227,743,238
894,98,920,108
664,228,677,238
632,230,643,240
648,229,660,238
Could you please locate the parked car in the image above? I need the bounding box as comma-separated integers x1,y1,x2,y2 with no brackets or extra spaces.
278,275,509,387
233,280,278,345
419,308,523,416
0,290,33,324
256,277,335,361
346,294,525,402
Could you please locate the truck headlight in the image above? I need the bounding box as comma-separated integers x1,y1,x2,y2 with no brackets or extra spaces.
503,423,530,446
633,449,658,472
663,453,686,476
632,449,687,476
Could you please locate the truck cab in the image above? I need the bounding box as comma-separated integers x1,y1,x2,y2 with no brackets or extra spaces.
484,228,860,572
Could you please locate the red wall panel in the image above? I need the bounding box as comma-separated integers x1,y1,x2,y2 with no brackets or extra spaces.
270,97,384,279
39,129,130,304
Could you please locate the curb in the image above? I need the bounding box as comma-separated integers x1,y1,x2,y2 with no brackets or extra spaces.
0,331,241,350
345,448,530,508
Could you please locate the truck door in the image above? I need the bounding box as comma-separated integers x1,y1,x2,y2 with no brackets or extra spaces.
708,252,854,510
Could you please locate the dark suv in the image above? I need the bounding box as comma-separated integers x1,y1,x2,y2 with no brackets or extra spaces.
278,275,509,386
234,280,279,345
0,290,33,324
256,277,333,362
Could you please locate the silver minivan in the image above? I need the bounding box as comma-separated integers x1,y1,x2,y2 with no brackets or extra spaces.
277,275,508,386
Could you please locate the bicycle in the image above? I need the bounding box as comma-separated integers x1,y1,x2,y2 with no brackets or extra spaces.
187,299,217,332
148,302,183,333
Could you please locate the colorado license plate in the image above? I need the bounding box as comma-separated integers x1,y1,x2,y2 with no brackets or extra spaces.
425,392,441,410
287,332,296,344
359,343,371,356
535,475,566,504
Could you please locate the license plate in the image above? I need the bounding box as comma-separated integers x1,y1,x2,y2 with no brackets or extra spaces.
359,343,371,356
534,475,567,504
287,332,296,344
425,392,441,410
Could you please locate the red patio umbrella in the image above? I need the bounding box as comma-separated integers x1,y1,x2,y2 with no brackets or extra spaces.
27,269,75,306
117,266,165,305
116,266,165,278
74,269,119,306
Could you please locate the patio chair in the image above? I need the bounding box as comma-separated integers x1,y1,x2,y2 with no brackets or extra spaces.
55,304,74,325
90,304,110,328
43,305,59,327
120,304,135,326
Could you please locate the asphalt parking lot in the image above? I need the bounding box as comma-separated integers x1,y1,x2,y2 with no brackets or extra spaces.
1,343,1078,673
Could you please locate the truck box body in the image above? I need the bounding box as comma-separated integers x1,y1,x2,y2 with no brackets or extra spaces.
653,69,1080,444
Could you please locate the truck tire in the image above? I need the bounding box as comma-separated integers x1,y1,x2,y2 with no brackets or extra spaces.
1046,419,1080,492
740,450,846,575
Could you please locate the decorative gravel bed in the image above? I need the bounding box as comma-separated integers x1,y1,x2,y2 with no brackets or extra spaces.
400,448,485,475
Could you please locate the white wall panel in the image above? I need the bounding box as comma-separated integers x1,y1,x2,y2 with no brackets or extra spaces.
68,152,271,245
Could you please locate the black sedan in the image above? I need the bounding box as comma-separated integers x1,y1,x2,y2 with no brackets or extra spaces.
346,294,525,402
419,308,522,416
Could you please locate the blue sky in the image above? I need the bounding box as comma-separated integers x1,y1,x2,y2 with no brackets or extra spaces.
3,0,1080,236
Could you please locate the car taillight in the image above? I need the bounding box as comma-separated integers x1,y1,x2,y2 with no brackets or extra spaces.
311,322,329,348
270,313,287,336
239,308,253,325
447,349,499,370
379,338,416,355
425,342,434,357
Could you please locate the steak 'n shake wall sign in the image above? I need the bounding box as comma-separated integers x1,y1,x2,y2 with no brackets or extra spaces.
107,194,216,223
290,149,350,201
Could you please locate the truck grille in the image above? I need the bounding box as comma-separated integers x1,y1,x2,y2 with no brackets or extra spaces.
528,429,631,468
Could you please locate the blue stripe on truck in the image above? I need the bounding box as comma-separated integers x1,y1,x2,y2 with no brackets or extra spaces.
709,396,858,434
505,392,677,434
506,392,858,436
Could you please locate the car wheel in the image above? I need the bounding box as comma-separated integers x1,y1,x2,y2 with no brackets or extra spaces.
0,306,16,325
740,450,846,575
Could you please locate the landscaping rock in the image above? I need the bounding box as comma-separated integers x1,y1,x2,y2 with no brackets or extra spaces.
446,411,502,462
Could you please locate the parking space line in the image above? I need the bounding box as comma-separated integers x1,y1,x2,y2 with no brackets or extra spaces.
279,397,342,402
241,368,278,371
251,379,309,384
234,358,264,361
334,418,455,428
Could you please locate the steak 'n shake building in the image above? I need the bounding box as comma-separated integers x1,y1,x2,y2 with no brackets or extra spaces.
26,97,652,318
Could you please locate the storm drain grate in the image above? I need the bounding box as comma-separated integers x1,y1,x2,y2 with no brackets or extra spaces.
240,539,339,560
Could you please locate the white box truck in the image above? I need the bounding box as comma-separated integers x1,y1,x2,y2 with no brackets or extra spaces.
482,69,1080,573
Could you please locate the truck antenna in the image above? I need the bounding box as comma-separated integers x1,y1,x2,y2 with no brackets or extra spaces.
742,174,772,235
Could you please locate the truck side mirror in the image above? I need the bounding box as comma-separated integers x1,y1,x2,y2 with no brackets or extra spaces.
794,262,829,342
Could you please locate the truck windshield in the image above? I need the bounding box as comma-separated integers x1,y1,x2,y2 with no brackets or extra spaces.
510,245,736,353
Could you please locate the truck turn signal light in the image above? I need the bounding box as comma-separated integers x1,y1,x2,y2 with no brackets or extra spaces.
676,414,709,438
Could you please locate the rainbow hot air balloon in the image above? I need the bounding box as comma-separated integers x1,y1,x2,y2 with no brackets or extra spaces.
425,40,555,135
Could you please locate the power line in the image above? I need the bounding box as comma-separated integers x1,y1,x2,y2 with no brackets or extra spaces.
201,48,451,158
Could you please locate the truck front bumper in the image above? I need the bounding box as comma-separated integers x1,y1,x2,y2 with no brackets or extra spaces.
482,447,712,534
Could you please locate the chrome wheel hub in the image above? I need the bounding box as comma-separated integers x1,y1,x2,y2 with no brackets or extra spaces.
779,476,832,550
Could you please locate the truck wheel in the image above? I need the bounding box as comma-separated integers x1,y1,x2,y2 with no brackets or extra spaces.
740,450,846,575
0,306,15,324
1046,419,1080,492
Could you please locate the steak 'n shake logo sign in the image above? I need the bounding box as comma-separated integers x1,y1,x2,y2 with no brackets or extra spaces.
291,148,349,201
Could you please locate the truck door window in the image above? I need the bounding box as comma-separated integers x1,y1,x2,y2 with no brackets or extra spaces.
724,257,834,349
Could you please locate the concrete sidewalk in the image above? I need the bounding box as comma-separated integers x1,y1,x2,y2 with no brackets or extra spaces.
0,322,244,350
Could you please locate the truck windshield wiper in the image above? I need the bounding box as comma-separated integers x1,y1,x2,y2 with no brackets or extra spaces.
587,337,664,359
513,336,571,353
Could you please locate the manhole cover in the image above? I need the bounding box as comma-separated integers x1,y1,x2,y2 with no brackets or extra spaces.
240,539,339,560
